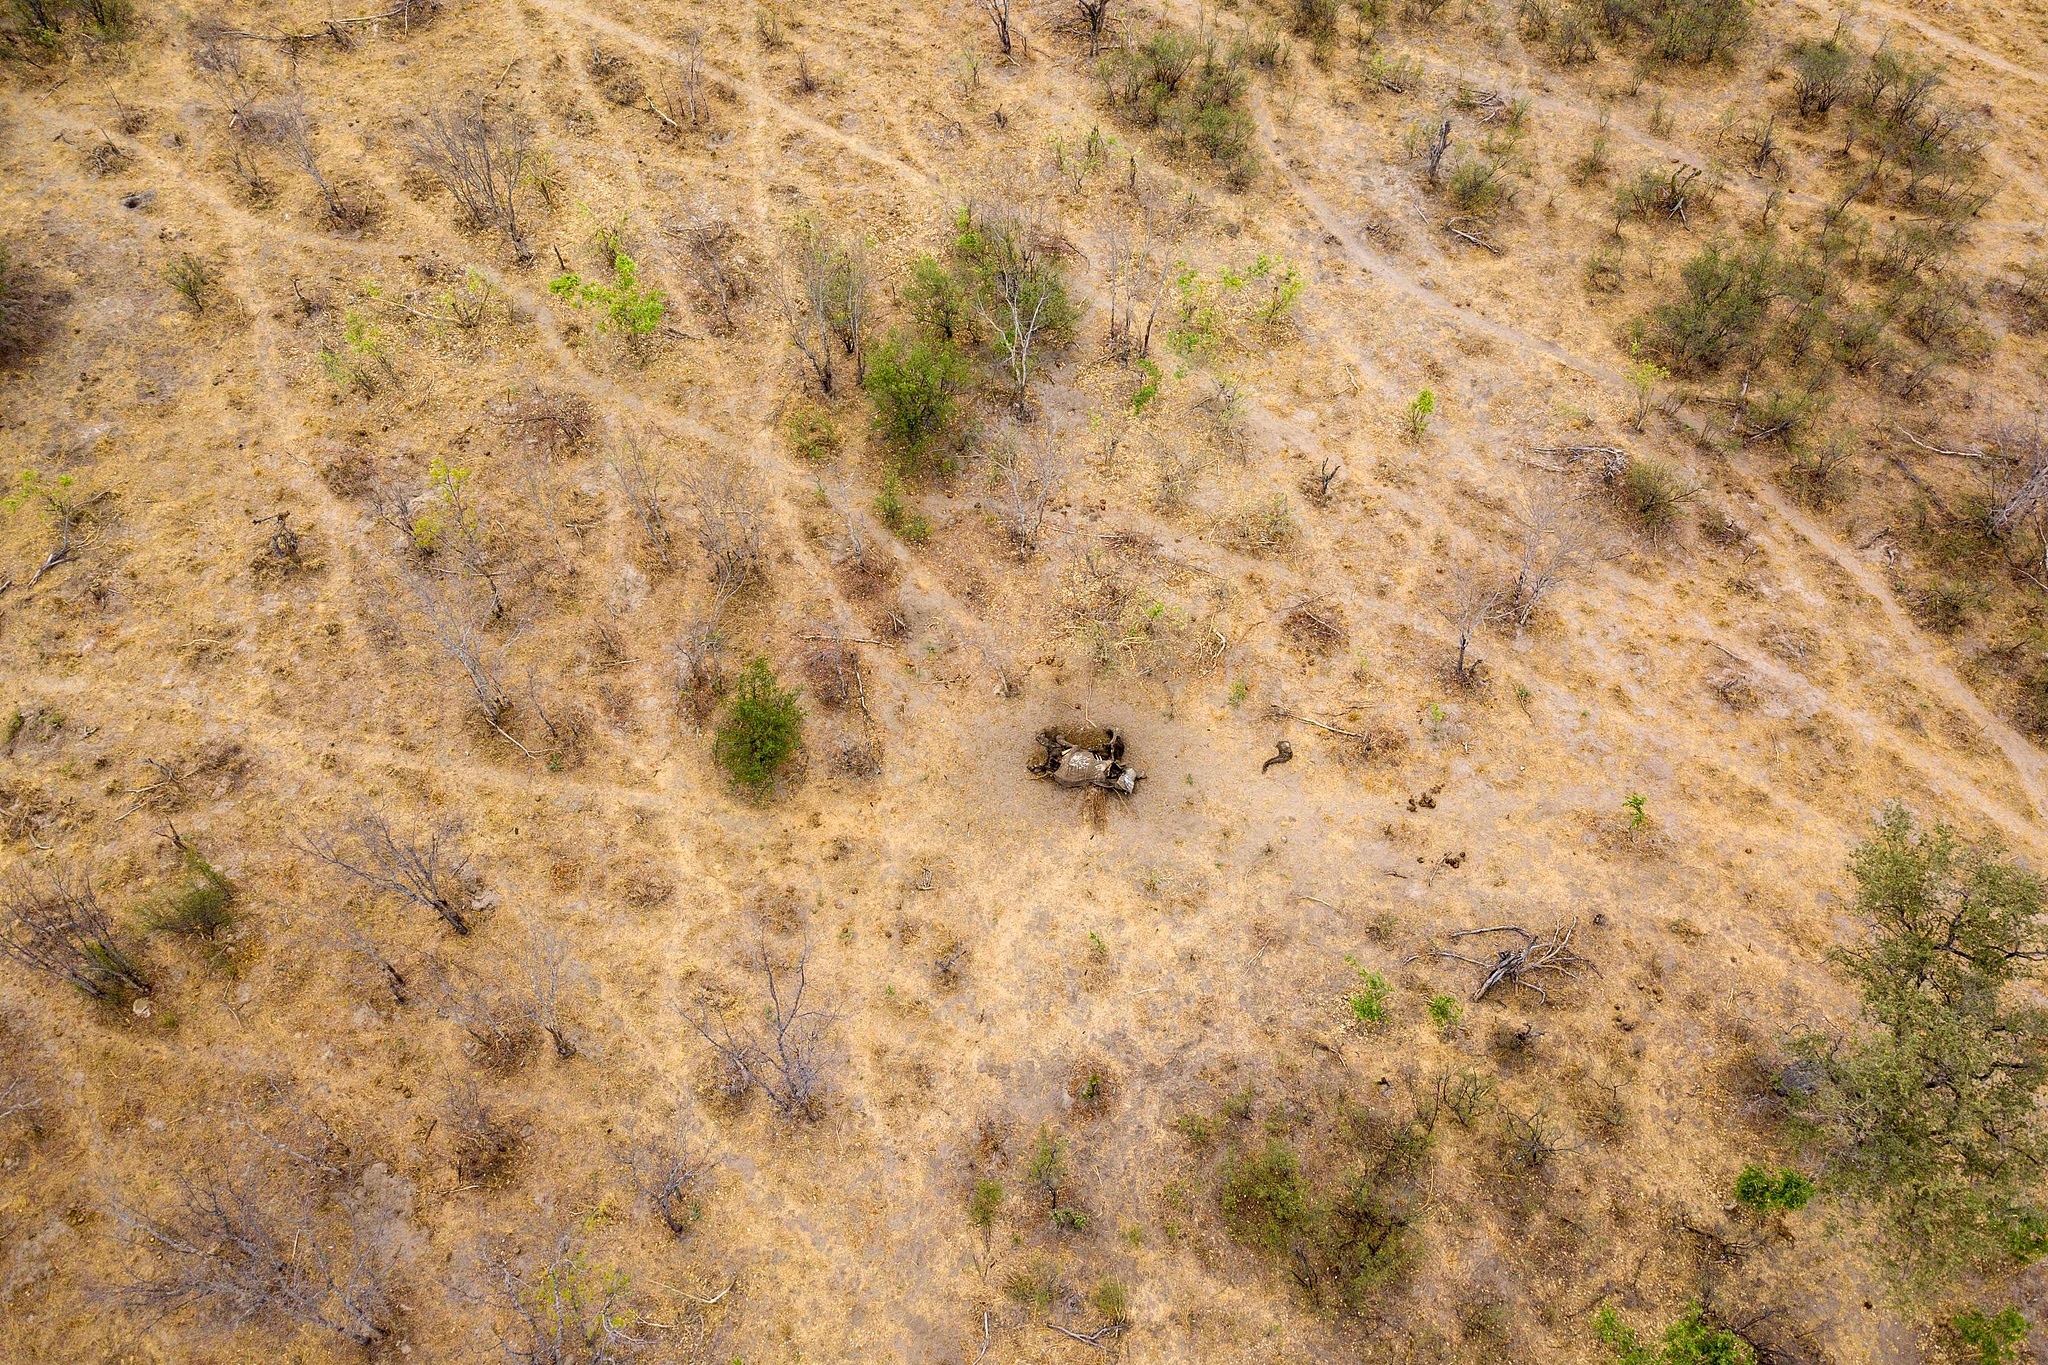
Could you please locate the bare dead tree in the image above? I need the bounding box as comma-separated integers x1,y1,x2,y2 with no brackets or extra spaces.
667,200,751,333
1,865,150,999
404,571,512,728
192,31,262,130
1302,456,1343,502
690,466,766,615
683,934,833,1122
1432,565,1504,686
976,0,1014,58
411,103,536,262
1987,420,2048,543
649,31,710,131
510,921,579,1059
608,426,674,568
473,1232,647,1363
618,1105,714,1237
108,1168,390,1347
310,900,409,1004
780,224,842,394
991,427,1069,556
1101,224,1155,361
1077,0,1112,53
0,1050,39,1130
298,815,475,935
269,87,351,224
424,955,534,1068
1508,491,1590,628
1419,117,1453,187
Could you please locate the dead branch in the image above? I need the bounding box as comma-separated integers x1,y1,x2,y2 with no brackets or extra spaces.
1432,922,1594,1003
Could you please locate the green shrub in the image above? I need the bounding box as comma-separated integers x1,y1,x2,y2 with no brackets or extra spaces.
1345,954,1389,1025
549,250,667,335
1099,25,1260,184
1091,1278,1130,1324
1220,1140,1310,1253
968,1179,1004,1230
713,660,802,794
1953,1308,2029,1365
873,474,932,543
1732,1165,1813,1213
1788,805,2048,1274
1791,34,1853,116
1612,456,1701,531
1647,240,1779,374
1404,388,1436,441
1428,993,1462,1034
905,253,970,341
1595,1302,1753,1364
163,253,214,313
144,846,234,939
864,331,968,466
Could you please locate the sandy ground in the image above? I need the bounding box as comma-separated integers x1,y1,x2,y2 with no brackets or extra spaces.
1,0,2046,1359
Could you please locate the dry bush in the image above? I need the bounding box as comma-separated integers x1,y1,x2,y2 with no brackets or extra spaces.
300,814,477,935
1222,492,1299,553
690,465,767,613
801,635,866,711
472,1232,648,1362
498,389,594,460
668,199,752,332
109,1165,391,1346
426,955,535,1070
0,864,150,1000
683,934,834,1121
411,103,536,261
619,1105,714,1237
0,245,64,370
1281,599,1348,656
585,39,644,105
447,1082,522,1184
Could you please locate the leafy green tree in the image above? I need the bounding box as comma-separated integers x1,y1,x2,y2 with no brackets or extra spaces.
713,660,802,794
1790,805,2048,1273
905,254,970,340
863,331,968,467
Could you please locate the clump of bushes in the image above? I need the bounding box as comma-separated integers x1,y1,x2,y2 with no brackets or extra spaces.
1733,1164,1813,1214
1594,1302,1753,1364
1097,26,1259,186
713,660,802,794
1213,1104,1431,1314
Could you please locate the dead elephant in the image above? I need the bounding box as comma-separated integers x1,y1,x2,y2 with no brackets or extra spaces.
1029,726,1141,794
